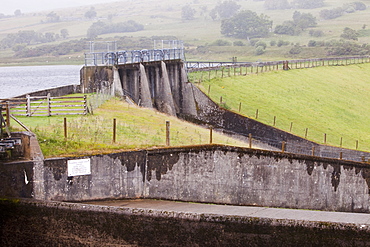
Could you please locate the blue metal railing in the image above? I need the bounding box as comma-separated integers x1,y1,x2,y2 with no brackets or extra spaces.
85,48,185,66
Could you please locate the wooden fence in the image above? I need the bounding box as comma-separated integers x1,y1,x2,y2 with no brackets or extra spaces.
0,94,87,117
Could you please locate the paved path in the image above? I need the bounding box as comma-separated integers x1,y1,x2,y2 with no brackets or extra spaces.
85,199,370,227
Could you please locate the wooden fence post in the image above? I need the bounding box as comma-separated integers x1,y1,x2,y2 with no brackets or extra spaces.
290,122,293,132
166,121,170,146
340,137,343,148
356,140,359,150
83,95,87,115
47,93,51,116
209,127,213,144
113,118,116,143
324,133,327,144
239,102,242,113
282,141,286,153
64,117,67,140
273,116,276,126
305,128,308,139
6,102,10,127
255,109,259,119
26,95,31,117
312,146,315,156
249,133,252,149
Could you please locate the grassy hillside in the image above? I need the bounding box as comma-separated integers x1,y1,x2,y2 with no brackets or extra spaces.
196,63,370,151
11,97,250,158
1,0,370,65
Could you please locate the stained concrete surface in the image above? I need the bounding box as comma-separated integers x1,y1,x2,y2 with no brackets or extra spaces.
85,199,370,227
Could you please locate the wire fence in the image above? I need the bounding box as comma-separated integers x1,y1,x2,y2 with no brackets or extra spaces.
187,55,370,81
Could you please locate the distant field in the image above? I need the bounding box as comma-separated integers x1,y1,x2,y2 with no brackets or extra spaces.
1,0,370,64
196,63,370,151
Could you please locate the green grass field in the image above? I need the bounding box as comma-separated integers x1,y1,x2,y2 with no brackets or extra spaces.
11,97,250,157
196,63,370,151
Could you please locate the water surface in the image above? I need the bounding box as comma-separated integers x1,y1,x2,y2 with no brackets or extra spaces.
0,65,82,99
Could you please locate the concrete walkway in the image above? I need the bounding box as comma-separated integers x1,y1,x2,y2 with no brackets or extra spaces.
85,199,370,228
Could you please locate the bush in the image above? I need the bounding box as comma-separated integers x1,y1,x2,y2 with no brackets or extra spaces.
270,40,277,46
289,46,302,54
309,30,324,37
249,39,259,46
255,41,267,49
233,41,245,46
308,40,317,47
210,39,232,46
255,46,265,55
277,40,290,47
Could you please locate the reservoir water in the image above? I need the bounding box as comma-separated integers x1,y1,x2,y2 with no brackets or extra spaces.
0,65,82,99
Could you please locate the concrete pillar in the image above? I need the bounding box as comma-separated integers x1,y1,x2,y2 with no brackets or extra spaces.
112,67,124,97
30,134,45,200
180,62,197,116
159,61,177,116
139,64,153,108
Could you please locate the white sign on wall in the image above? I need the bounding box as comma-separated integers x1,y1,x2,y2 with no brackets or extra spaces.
67,158,91,177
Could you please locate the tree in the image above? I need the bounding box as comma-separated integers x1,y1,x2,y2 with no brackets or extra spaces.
46,12,60,23
274,21,298,35
292,11,317,30
210,1,241,20
341,27,359,40
181,5,196,20
264,0,290,10
293,0,325,9
319,8,344,20
60,29,69,39
221,10,272,39
14,9,21,16
85,7,97,19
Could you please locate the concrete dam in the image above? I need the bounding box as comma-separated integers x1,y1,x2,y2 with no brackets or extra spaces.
2,54,370,245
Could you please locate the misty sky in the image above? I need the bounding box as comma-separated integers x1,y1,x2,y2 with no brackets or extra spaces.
2,0,117,15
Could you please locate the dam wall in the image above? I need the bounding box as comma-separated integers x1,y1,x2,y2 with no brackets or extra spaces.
4,145,370,213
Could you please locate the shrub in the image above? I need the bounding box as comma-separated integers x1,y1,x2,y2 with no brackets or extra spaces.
255,46,265,55
255,41,267,49
210,39,232,46
308,40,317,47
233,41,245,46
289,46,302,54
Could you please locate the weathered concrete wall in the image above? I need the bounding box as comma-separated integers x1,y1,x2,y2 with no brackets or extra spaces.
15,84,80,99
16,145,369,213
0,161,33,198
1,198,370,246
145,146,370,212
42,151,145,201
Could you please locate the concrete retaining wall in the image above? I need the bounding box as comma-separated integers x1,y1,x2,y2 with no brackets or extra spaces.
1,198,370,246
19,145,370,213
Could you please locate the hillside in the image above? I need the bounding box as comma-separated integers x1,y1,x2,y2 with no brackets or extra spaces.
196,63,370,151
1,0,370,65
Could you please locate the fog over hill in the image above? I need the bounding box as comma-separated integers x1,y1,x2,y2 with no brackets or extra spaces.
2,0,117,15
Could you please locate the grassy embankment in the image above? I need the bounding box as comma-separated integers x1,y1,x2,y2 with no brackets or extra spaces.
195,63,370,151
11,96,249,158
